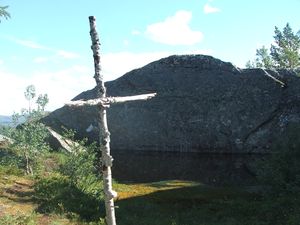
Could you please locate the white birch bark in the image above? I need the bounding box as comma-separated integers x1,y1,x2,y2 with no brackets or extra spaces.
66,93,157,107
64,16,156,225
261,69,286,87
89,16,117,225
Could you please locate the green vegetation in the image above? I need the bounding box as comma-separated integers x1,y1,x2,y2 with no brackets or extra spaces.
1,86,300,224
256,124,300,208
33,130,104,222
1,126,300,225
7,85,50,175
0,5,10,22
246,23,300,70
1,160,300,225
0,136,105,224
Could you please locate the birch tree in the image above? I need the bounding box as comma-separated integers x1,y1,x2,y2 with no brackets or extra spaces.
67,16,156,225
24,85,36,114
9,85,50,175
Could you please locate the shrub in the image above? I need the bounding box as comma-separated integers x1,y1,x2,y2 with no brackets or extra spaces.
34,131,104,221
58,129,103,198
34,172,104,221
9,119,51,175
256,123,300,196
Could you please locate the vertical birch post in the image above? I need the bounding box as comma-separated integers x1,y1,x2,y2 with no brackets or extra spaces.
89,16,117,225
67,17,156,225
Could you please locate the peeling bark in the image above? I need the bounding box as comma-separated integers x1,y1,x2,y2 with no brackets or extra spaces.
89,16,117,225
66,93,157,107
63,17,156,225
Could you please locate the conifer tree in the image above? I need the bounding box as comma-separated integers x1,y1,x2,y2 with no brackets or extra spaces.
0,5,10,22
247,23,300,70
270,23,300,69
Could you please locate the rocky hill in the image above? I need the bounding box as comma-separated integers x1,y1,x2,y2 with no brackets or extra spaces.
42,55,300,153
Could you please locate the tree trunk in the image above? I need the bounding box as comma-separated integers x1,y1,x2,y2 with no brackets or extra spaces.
99,106,117,225
24,152,33,175
89,16,117,225
25,154,30,175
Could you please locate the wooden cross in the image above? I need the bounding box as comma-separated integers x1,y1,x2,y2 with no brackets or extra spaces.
67,16,156,225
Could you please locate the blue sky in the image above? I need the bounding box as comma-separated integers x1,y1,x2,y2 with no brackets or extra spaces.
0,0,299,115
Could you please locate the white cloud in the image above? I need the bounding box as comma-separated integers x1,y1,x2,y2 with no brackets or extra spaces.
0,49,214,115
57,50,80,59
123,40,129,46
131,30,141,35
203,2,221,14
145,10,203,45
0,70,30,115
33,51,80,64
33,57,49,63
4,36,81,60
30,66,94,109
14,39,50,50
0,66,94,115
0,59,3,65
101,49,213,81
101,51,171,81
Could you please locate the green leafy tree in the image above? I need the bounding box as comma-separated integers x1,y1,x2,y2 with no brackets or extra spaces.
246,23,300,70
24,85,36,114
245,60,255,69
255,46,274,69
10,119,50,175
9,85,51,175
36,94,49,112
0,5,10,22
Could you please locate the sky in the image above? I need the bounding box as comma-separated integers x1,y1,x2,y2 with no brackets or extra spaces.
0,0,299,116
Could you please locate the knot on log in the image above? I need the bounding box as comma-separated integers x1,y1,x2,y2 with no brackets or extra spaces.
103,153,113,167
98,102,110,109
105,189,118,199
104,131,110,138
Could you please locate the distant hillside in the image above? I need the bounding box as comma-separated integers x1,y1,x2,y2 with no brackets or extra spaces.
0,115,13,126
0,115,27,127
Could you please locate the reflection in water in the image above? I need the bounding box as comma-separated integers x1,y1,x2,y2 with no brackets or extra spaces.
112,150,263,186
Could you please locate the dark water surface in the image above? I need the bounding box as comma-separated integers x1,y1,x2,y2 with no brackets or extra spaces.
112,150,263,186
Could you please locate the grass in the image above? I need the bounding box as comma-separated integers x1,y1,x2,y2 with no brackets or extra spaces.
114,181,259,225
1,171,299,225
1,148,300,225
114,180,300,225
0,170,76,225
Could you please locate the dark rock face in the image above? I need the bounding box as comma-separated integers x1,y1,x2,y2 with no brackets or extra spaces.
42,55,300,153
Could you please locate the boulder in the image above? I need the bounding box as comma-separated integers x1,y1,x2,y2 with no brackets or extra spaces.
0,134,13,148
46,127,82,153
42,55,300,153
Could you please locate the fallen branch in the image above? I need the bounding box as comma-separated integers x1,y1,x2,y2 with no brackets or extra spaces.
66,93,157,107
261,69,286,87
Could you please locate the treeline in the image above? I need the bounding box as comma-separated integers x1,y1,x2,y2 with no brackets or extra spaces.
246,23,300,70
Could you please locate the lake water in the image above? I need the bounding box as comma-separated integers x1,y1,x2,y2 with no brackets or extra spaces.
112,150,263,186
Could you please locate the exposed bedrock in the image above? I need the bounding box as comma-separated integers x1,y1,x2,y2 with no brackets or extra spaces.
42,55,300,153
